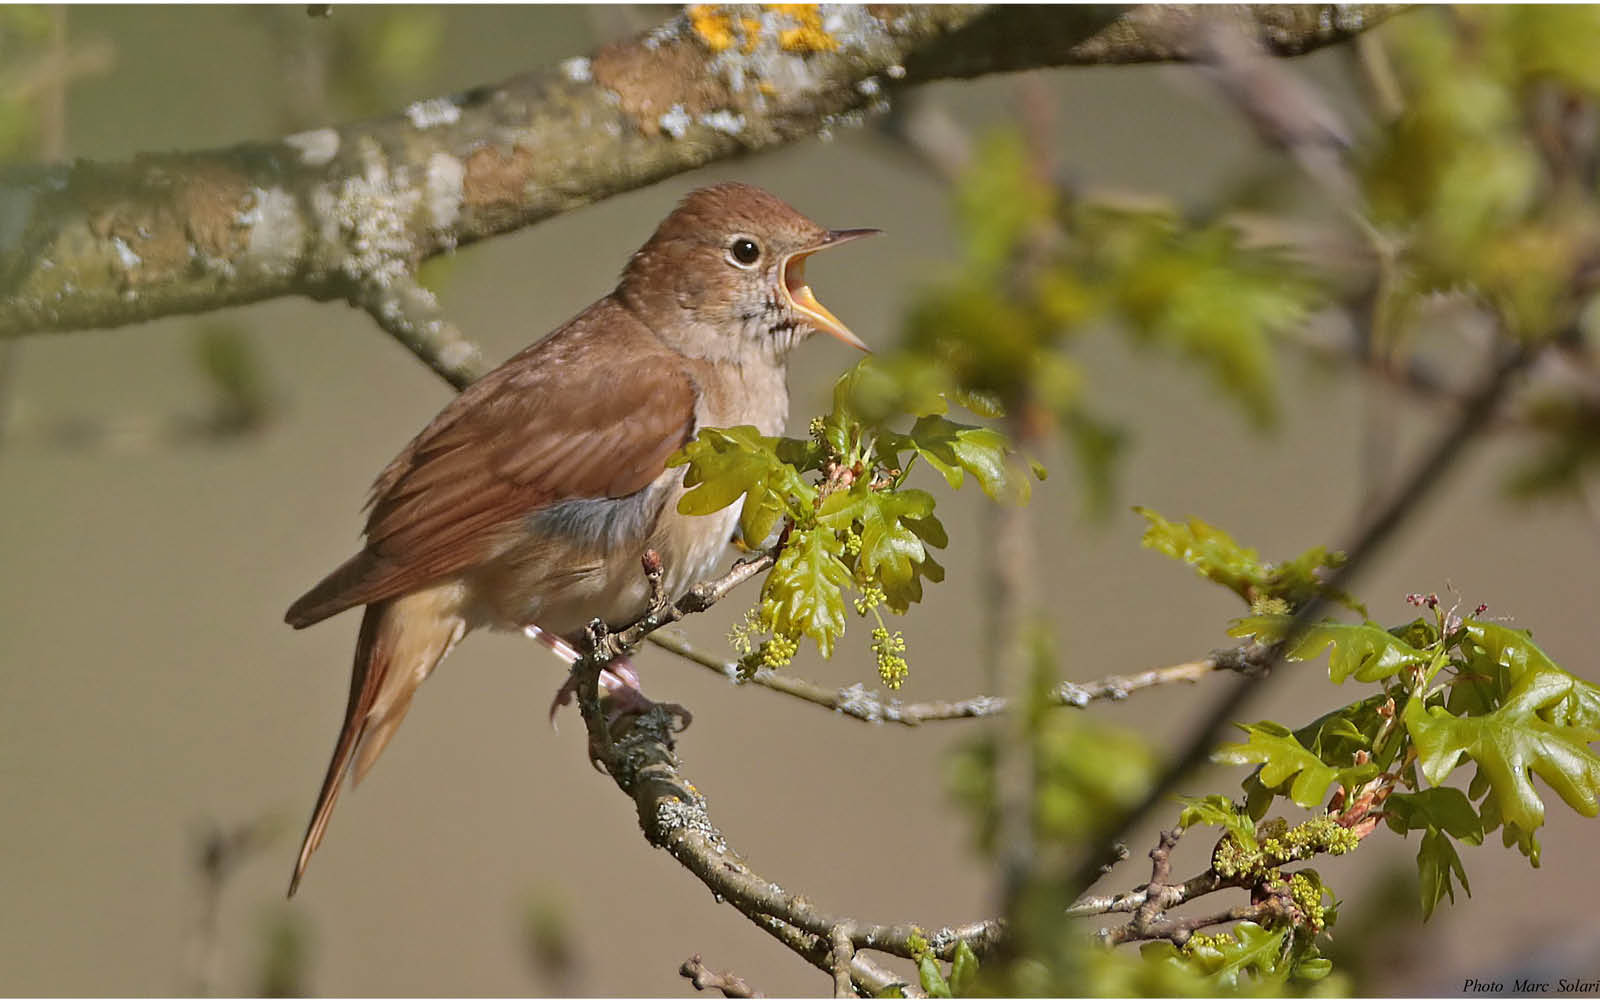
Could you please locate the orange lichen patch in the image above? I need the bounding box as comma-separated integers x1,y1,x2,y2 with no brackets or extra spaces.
591,36,737,136
740,15,761,51
462,143,538,212
771,4,840,52
688,4,736,52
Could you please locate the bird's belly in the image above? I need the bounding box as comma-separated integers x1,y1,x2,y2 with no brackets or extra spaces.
469,482,741,641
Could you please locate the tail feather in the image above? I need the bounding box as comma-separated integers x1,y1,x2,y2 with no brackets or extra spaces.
288,590,466,897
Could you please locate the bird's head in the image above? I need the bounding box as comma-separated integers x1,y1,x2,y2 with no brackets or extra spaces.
619,182,877,363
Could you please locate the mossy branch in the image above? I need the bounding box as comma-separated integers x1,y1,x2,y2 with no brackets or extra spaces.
0,4,1395,355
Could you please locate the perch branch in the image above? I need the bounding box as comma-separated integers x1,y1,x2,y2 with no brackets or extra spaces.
562,551,1002,995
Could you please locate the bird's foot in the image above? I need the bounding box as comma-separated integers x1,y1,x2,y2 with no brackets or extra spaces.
546,657,691,730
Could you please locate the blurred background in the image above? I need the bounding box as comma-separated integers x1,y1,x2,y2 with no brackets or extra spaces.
4,5,1600,996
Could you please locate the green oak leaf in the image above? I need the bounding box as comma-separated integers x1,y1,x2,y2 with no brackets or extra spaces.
1228,616,1432,684
761,528,852,658
671,425,814,544
1214,722,1380,809
908,414,1028,501
1404,666,1600,834
1137,509,1357,610
1383,788,1485,843
1416,827,1471,920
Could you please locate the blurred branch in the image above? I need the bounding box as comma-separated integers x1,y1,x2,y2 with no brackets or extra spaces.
184,815,286,997
1,4,1395,345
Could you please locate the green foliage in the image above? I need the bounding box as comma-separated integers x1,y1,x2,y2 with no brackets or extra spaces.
671,358,1034,684
1363,7,1600,340
1404,667,1600,842
1227,617,1429,683
1215,723,1380,810
1137,509,1361,612
897,130,1324,519
0,6,55,159
1192,529,1600,924
192,323,275,435
950,634,1156,854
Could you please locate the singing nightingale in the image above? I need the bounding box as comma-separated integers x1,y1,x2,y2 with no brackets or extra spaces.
284,182,875,895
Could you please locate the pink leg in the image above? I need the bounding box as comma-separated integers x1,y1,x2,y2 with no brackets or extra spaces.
525,625,667,727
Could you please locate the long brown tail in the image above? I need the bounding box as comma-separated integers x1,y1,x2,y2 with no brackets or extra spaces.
288,592,464,896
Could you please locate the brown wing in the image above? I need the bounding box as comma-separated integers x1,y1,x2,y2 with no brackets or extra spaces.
286,299,698,628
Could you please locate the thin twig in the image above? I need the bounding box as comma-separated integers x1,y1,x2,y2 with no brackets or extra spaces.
351,276,487,392
1067,868,1227,919
830,924,857,999
681,954,763,998
649,630,1265,725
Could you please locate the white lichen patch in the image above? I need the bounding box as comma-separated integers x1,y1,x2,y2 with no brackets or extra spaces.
110,235,141,271
885,63,906,79
423,151,465,236
697,109,746,135
405,97,461,130
284,127,340,167
241,186,305,274
659,104,693,139
856,76,880,97
318,140,423,289
561,56,592,83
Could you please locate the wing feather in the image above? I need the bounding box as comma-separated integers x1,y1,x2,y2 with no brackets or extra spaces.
286,299,698,628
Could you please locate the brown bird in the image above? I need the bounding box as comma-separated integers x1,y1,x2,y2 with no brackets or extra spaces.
284,182,876,895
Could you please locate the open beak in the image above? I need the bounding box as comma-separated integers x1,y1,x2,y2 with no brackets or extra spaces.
782,228,880,351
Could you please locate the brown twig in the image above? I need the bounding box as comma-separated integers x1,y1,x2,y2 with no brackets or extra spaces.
649,629,1266,725
681,954,763,998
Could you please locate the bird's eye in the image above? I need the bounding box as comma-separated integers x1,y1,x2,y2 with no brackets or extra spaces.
727,237,761,267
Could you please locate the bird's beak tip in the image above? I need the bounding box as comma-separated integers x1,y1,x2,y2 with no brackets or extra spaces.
784,227,879,351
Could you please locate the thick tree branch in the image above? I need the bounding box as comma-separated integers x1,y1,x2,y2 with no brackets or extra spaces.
1,4,1395,344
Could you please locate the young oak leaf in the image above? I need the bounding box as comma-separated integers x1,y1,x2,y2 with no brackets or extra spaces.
1177,793,1257,846
1228,616,1433,684
1214,722,1380,809
1416,827,1471,921
761,528,853,658
1137,509,1358,611
907,414,1029,501
1403,665,1600,834
1457,620,1600,728
670,425,815,545
1383,788,1485,843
